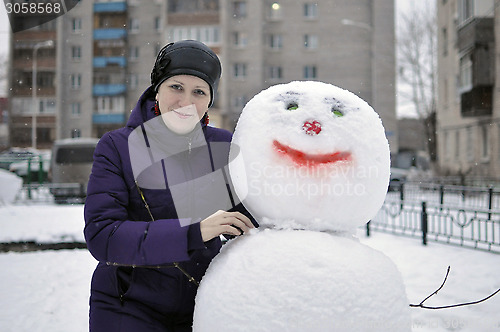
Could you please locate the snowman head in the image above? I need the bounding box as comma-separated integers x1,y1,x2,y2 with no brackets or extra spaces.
229,81,390,233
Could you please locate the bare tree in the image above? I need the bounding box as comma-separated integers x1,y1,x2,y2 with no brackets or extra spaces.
398,1,438,163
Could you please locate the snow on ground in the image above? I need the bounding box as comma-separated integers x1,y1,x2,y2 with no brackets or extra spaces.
0,204,499,332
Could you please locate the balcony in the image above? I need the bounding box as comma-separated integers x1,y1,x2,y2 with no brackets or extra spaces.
93,28,127,40
457,18,494,117
93,56,127,68
94,2,127,13
461,86,492,117
92,113,126,125
93,84,126,96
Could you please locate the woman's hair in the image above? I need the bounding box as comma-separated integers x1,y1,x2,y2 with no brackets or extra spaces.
151,40,222,107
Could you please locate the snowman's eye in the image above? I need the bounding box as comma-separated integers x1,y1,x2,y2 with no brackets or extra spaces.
286,102,299,110
332,108,343,117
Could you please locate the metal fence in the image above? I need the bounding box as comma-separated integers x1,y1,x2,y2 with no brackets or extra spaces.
13,183,85,204
369,184,500,254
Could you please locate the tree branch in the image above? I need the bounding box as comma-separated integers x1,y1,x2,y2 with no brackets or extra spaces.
410,266,500,310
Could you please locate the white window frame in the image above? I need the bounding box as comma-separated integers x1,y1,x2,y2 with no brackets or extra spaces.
129,18,140,34
129,46,139,61
466,127,474,162
233,1,247,18
270,34,283,50
233,63,247,79
304,34,318,49
304,3,318,19
269,66,282,80
481,125,490,160
71,74,81,90
71,45,81,60
303,65,317,79
72,18,82,33
233,31,248,48
459,52,472,93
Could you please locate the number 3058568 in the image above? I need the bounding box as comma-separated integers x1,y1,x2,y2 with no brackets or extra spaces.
5,2,62,15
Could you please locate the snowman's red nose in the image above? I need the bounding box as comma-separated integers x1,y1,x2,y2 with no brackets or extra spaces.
303,120,322,136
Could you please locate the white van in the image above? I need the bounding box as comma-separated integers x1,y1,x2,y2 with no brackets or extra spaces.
49,138,99,203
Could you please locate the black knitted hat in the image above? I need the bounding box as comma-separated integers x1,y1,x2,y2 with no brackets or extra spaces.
151,40,222,107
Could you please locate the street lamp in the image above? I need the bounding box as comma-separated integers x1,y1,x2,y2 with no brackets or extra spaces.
32,40,54,149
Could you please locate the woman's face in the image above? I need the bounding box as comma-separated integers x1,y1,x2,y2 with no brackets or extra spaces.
156,75,211,135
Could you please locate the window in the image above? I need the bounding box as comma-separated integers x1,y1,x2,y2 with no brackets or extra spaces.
444,131,450,160
304,34,318,49
71,46,81,60
129,18,140,33
128,74,138,90
95,96,124,114
71,102,81,117
269,66,282,80
37,99,56,114
466,127,474,161
233,1,247,18
170,26,220,45
72,18,81,32
155,17,161,31
459,53,472,92
129,46,139,61
71,74,81,89
442,27,448,56
270,34,282,50
481,126,489,159
458,0,473,26
304,3,317,19
303,65,317,79
233,32,248,47
455,130,460,160
233,63,247,78
71,129,81,139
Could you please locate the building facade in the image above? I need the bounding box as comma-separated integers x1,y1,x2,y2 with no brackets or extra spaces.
8,0,397,153
437,0,500,179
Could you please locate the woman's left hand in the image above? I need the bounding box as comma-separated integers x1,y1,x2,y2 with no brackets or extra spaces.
200,210,255,242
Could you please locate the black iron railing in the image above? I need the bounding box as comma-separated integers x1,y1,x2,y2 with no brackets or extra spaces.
368,192,500,254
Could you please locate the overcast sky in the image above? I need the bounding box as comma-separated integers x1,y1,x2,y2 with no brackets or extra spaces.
0,1,432,117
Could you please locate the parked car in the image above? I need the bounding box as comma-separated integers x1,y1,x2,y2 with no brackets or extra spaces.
49,138,99,203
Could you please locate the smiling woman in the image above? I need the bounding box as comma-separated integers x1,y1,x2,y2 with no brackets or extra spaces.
83,40,256,332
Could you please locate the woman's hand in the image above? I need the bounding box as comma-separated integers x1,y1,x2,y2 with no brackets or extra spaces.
200,210,255,242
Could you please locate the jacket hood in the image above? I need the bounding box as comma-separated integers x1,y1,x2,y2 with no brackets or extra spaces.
126,86,157,129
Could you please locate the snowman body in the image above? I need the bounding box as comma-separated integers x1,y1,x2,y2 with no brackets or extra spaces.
193,81,411,331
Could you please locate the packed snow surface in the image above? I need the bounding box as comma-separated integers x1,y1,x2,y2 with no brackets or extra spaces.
0,204,499,331
229,81,390,232
194,229,411,332
196,81,403,331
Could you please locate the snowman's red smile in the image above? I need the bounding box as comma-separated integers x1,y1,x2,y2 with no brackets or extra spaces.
273,140,352,166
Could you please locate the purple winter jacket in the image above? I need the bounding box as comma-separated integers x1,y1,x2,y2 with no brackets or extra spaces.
84,86,242,321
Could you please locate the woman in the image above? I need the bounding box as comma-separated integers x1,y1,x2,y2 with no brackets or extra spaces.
84,40,255,331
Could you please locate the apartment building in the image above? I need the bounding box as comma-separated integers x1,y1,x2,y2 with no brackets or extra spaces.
437,0,500,178
8,0,397,154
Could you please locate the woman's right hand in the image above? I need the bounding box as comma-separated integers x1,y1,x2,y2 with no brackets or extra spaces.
200,210,255,242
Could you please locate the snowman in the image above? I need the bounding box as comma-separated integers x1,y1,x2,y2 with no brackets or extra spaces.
193,81,411,331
